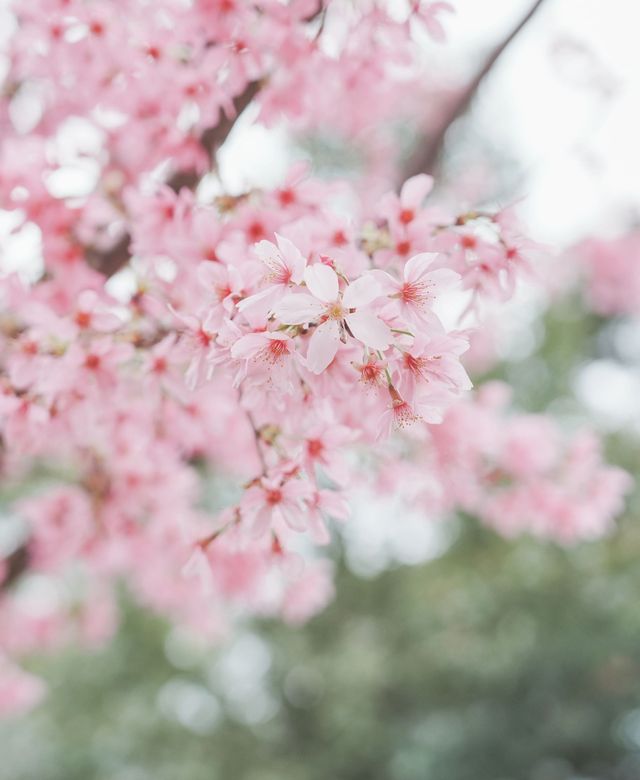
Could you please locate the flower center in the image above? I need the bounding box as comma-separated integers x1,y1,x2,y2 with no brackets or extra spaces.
74,310,92,328
401,280,433,308
264,257,291,285
85,354,101,371
326,302,345,320
265,488,282,506
261,338,290,364
307,438,324,458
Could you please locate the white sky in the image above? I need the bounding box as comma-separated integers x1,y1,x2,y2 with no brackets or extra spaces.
439,0,640,243
217,0,640,247
1,0,639,257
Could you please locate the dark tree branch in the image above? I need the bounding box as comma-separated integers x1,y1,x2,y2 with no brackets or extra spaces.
167,78,263,193
85,233,132,278
86,79,263,278
86,0,328,279
1,544,29,591
400,0,549,183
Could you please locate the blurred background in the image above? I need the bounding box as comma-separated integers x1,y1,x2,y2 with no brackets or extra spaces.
1,1,640,778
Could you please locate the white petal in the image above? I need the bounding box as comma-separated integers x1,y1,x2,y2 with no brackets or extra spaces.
342,275,382,309
306,320,341,374
346,309,391,350
404,252,438,283
274,293,325,324
304,264,339,303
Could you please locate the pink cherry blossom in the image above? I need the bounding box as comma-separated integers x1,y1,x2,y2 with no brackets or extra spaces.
376,251,460,327
0,0,632,717
237,233,307,322
275,264,391,373
241,472,314,537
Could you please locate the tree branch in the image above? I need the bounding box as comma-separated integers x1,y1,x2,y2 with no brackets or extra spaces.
166,78,263,193
86,80,263,278
1,544,29,591
400,0,549,183
86,0,327,279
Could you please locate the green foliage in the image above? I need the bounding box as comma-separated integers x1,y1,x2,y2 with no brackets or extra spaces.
2,508,640,780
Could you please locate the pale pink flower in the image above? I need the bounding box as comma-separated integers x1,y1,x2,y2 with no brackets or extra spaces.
376,252,459,327
275,264,391,373
237,233,306,322
230,330,301,391
241,475,314,537
71,290,121,333
379,174,434,229
379,385,422,437
395,332,472,402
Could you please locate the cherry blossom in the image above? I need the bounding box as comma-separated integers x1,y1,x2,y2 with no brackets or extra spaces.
0,0,632,717
275,264,391,373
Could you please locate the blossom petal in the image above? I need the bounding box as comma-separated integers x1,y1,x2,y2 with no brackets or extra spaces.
274,293,325,324
346,309,391,350
400,174,433,209
318,490,351,521
254,239,279,264
277,504,306,532
252,507,272,538
404,252,438,283
427,267,461,292
304,264,338,303
230,332,266,360
306,319,341,373
275,233,306,284
237,286,278,315
342,275,382,309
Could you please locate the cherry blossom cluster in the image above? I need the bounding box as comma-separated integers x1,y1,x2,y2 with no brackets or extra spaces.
0,0,451,235
369,382,632,543
0,169,631,715
0,0,632,716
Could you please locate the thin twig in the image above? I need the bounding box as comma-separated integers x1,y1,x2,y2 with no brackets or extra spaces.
86,0,327,278
400,0,549,183
86,80,262,277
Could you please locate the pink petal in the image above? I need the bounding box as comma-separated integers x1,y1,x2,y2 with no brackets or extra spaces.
275,233,306,284
277,505,306,532
304,264,338,303
400,174,433,209
251,507,273,537
237,286,279,316
306,319,341,373
196,262,223,289
428,268,461,292
254,239,280,264
318,490,351,521
230,332,266,360
342,275,382,309
404,252,438,283
345,309,391,350
368,269,400,295
274,293,325,324
308,509,330,544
